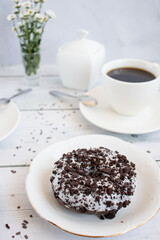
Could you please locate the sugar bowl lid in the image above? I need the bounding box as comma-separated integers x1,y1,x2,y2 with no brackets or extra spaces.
59,29,104,56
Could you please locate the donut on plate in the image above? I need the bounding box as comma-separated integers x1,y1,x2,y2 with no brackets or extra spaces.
50,147,136,219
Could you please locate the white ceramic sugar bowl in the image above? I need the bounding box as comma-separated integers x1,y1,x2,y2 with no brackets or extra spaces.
57,30,105,90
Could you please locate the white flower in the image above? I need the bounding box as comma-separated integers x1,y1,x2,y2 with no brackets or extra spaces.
21,1,32,8
7,14,16,21
19,11,29,19
12,26,18,32
17,34,24,38
35,28,42,34
23,11,30,16
35,13,44,22
35,13,43,19
14,3,21,8
17,21,24,27
13,0,21,3
19,13,24,18
28,9,35,15
43,16,48,22
45,10,56,19
34,8,40,13
13,9,19,14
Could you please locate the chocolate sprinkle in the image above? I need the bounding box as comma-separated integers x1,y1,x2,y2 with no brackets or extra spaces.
23,220,29,224
5,224,10,229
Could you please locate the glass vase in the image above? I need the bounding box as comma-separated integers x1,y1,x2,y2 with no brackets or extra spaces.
21,50,41,86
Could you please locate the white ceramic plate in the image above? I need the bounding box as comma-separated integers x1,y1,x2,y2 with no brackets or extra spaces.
26,135,160,237
80,86,160,134
0,101,20,141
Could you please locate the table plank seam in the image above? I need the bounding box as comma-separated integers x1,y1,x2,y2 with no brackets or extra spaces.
0,74,60,78
20,108,79,111
0,209,33,212
0,165,29,168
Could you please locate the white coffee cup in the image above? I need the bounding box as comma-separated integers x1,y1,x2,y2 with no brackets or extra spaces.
102,58,160,116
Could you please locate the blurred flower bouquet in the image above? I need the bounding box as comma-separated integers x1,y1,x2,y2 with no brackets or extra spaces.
7,0,56,85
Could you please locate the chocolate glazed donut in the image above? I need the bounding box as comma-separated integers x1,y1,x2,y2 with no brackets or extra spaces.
50,147,136,219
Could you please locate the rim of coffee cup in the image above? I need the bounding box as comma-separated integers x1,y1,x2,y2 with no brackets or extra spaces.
102,58,160,85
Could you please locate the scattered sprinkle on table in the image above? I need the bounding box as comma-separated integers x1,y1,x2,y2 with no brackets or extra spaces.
5,224,10,229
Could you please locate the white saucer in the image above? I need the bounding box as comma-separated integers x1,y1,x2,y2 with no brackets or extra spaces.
79,86,160,134
26,135,160,237
0,101,20,141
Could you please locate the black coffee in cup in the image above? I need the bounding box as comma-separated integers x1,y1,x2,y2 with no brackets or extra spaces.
107,68,155,83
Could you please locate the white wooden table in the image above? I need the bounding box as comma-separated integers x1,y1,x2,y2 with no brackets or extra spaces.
0,65,160,240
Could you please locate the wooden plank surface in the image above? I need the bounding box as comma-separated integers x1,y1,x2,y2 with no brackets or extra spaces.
0,66,160,240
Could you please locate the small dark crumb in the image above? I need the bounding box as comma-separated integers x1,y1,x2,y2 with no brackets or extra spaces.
147,150,151,153
17,206,20,209
12,236,15,238
29,215,33,218
121,221,124,223
38,111,43,115
11,170,16,174
13,154,16,156
131,134,138,137
24,235,28,239
16,232,21,235
28,148,31,151
32,150,36,153
22,225,27,229
11,194,15,197
5,224,10,229
30,159,33,162
23,220,29,224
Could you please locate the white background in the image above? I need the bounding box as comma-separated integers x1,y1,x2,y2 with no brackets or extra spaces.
1,0,160,66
